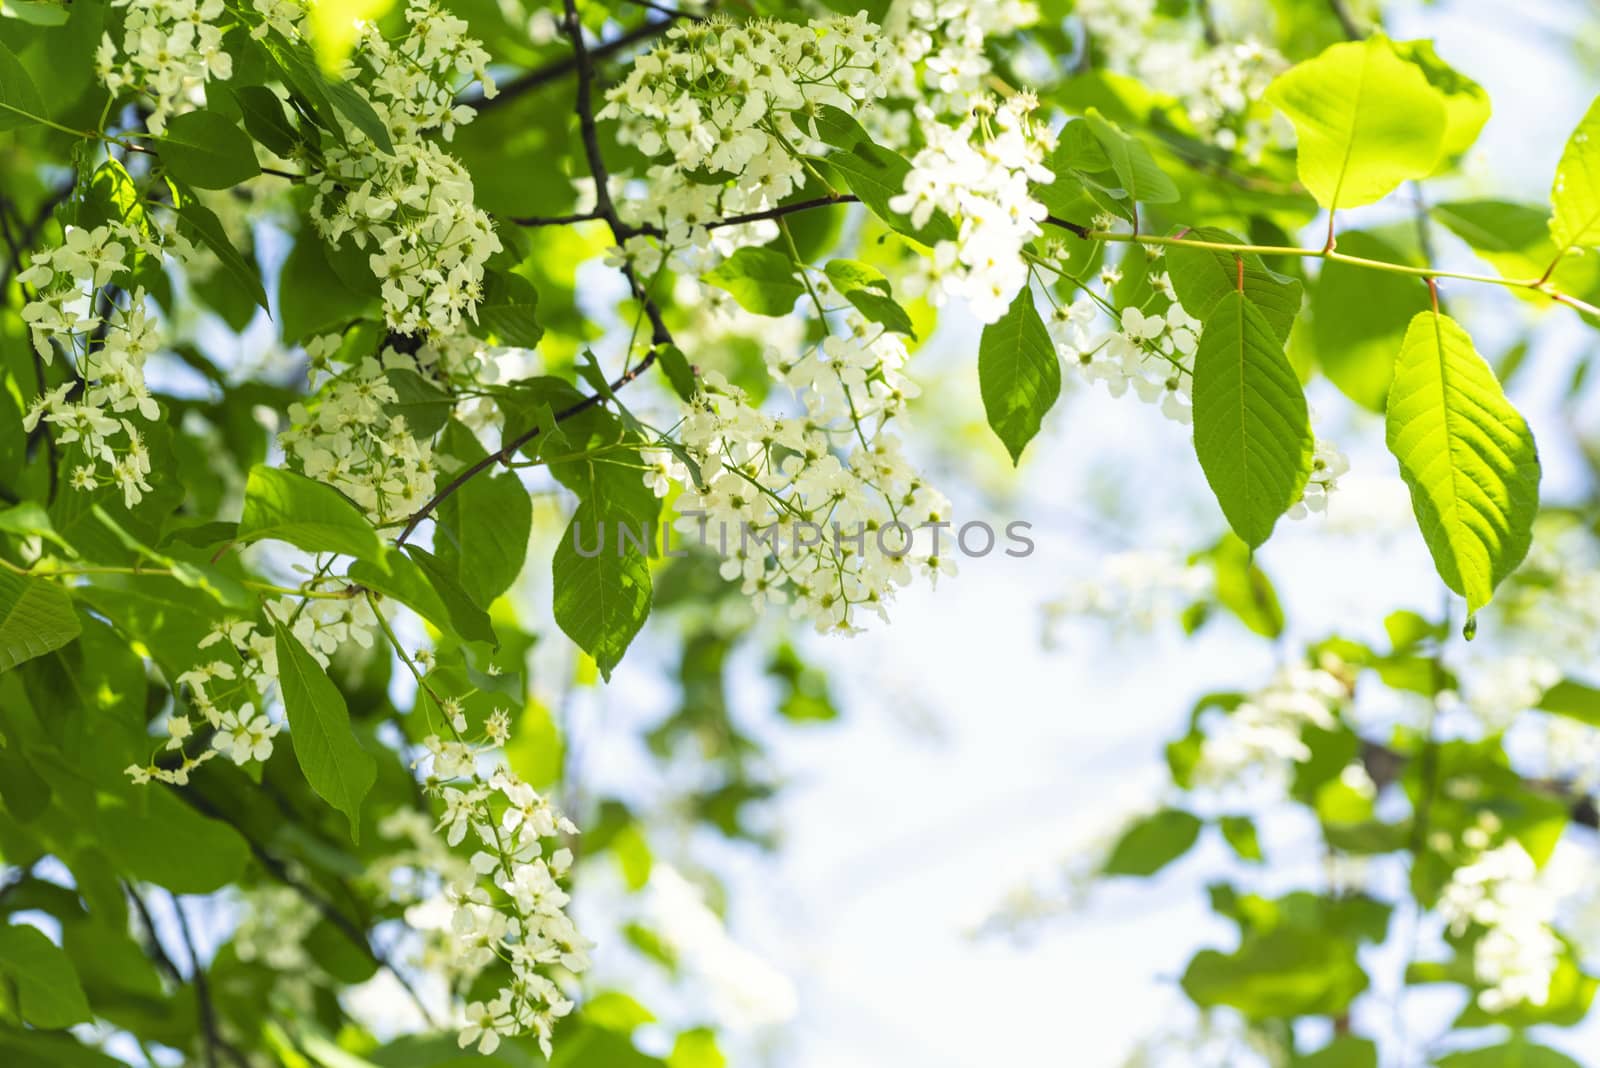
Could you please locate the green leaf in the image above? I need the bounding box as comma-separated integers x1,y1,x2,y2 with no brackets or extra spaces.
475,270,543,348
175,198,270,313
1219,815,1263,862
812,105,957,246
1192,291,1313,548
1103,808,1202,876
1390,39,1490,161
703,247,805,316
435,423,532,608
978,287,1060,464
347,549,458,641
383,369,453,437
231,84,299,156
550,417,661,680
1266,34,1448,210
0,571,80,673
237,465,382,563
99,786,250,893
1166,228,1303,344
1549,95,1600,256
0,38,45,132
1437,1041,1582,1068
274,620,376,841
823,259,916,337
403,545,497,647
1209,533,1285,638
1292,1037,1377,1068
1309,230,1426,411
279,232,381,342
324,77,394,155
1183,926,1368,1018
1434,200,1583,286
0,924,91,1028
1539,678,1600,727
158,109,261,189
1385,311,1540,613
654,344,698,402
1083,109,1179,208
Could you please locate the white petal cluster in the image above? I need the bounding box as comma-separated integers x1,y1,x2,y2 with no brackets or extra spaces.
600,13,892,251
1073,1,1287,158
1288,437,1350,519
1042,549,1209,640
882,0,1038,116
1048,287,1198,423
889,94,1055,323
408,727,586,1058
1438,821,1561,1014
1191,662,1347,791
20,223,176,508
278,339,441,523
305,2,502,335
654,306,952,634
96,0,233,134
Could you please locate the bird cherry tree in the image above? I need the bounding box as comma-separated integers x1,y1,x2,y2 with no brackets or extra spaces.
1,0,1600,1064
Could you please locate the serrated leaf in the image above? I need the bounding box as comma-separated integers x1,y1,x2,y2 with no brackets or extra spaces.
1266,34,1448,210
435,423,531,608
1385,311,1540,613
175,198,270,312
274,620,376,841
0,924,90,1029
812,105,957,246
476,270,543,348
158,109,261,189
823,259,916,337
0,571,80,673
232,84,299,156
654,343,697,402
237,465,382,562
1167,228,1303,343
978,287,1060,464
383,369,453,437
1549,95,1600,256
403,545,497,647
704,246,805,316
1192,291,1313,547
1083,109,1178,208
550,417,661,680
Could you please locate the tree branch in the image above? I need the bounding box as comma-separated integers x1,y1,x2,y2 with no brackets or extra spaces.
394,0,684,547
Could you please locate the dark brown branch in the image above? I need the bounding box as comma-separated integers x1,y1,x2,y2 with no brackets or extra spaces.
395,0,683,546
171,892,250,1068
507,209,603,228
1045,215,1092,239
169,784,439,1028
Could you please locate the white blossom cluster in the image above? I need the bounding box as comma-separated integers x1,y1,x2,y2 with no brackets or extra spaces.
278,339,441,523
1048,288,1198,422
651,306,951,634
599,13,892,256
1042,549,1209,641
124,594,378,785
302,2,504,335
1437,817,1561,1013
1190,661,1348,792
409,711,588,1058
1073,0,1287,158
890,93,1055,323
19,223,177,508
881,0,1039,116
95,0,233,135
